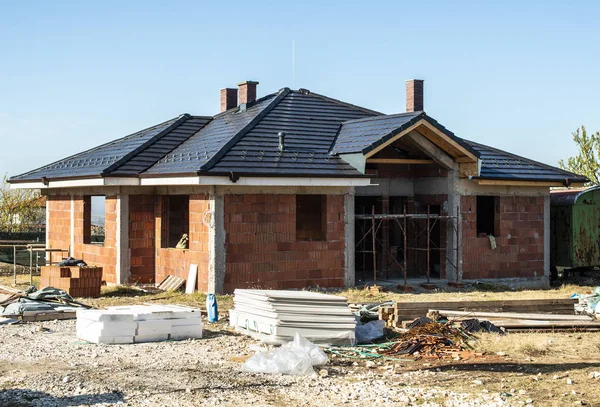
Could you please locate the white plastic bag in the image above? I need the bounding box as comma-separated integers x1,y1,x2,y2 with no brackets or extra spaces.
355,320,385,344
241,347,314,376
241,333,328,375
284,332,329,366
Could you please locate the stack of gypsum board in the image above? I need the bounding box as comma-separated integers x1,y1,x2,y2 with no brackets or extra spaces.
230,289,356,345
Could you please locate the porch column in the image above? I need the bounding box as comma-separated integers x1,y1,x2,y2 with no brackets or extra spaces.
445,165,461,282
115,194,130,285
344,189,355,287
208,187,225,294
543,194,551,286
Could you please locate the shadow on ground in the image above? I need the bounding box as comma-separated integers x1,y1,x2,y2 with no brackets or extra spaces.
424,361,600,374
0,389,124,407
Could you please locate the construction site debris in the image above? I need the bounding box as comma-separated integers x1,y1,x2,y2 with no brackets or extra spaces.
326,320,482,361
157,275,186,292
1,286,90,322
355,320,385,344
459,318,505,335
57,257,87,267
77,304,202,344
241,333,328,376
573,287,600,315
230,289,355,345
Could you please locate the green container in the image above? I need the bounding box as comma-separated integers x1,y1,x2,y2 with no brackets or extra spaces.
550,186,600,268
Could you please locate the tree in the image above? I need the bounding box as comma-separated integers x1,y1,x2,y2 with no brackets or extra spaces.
0,175,45,232
559,126,600,186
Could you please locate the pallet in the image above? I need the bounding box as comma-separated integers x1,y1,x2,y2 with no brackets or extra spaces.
157,275,186,292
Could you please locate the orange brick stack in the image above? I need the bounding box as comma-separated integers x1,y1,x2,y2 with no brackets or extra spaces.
40,266,103,298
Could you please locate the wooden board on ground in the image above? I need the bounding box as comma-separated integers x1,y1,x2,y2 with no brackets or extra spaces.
433,309,595,322
157,275,186,292
185,264,198,295
20,311,77,322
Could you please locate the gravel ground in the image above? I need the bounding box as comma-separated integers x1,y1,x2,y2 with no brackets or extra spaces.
0,319,521,407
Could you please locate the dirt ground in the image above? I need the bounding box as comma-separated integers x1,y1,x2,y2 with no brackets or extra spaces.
1,272,600,406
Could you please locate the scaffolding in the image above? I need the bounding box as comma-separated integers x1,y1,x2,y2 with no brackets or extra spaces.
355,205,460,287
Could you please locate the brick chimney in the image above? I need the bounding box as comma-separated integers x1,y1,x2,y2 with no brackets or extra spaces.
220,88,237,112
237,81,259,104
406,79,424,112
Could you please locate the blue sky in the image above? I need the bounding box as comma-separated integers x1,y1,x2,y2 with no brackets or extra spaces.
2,1,599,179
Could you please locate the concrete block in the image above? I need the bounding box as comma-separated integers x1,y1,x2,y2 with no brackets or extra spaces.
136,320,172,336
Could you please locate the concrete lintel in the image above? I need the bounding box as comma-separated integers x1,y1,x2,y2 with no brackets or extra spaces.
455,179,550,196
355,178,414,197
115,194,130,285
344,189,355,287
405,131,454,170
208,187,225,294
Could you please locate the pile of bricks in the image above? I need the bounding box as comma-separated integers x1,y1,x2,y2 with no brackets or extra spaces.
40,266,103,298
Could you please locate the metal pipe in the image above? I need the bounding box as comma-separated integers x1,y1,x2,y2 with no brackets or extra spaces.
371,205,377,287
29,247,33,286
13,246,17,285
456,206,460,283
403,205,407,288
427,205,430,284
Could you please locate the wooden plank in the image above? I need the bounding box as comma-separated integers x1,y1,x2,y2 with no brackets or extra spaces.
20,311,77,322
475,179,586,188
433,309,593,322
185,264,198,295
394,299,577,309
0,285,23,294
366,158,435,164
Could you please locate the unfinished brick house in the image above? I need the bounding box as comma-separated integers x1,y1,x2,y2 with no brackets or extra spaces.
9,80,587,292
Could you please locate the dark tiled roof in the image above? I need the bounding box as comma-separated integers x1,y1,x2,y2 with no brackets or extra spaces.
332,112,421,154
9,86,586,185
462,140,588,183
10,117,182,181
332,111,479,158
143,94,278,175
208,90,378,176
108,116,212,175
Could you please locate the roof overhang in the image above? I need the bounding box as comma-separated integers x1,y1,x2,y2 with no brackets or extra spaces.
352,118,480,177
475,179,587,188
9,175,372,189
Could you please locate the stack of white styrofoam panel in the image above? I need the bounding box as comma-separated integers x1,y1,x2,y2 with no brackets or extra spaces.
76,310,137,344
230,289,355,345
76,304,202,344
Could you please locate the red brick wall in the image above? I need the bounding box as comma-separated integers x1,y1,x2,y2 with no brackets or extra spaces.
461,195,544,279
129,195,155,284
46,195,117,284
73,196,117,283
223,194,345,293
46,195,71,264
155,194,210,291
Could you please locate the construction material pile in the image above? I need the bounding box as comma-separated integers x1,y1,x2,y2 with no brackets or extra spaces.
326,320,482,360
77,304,202,344
378,298,599,330
230,289,355,345
40,265,103,298
1,286,88,323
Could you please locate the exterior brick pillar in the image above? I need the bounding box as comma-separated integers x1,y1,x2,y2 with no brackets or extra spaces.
115,194,130,285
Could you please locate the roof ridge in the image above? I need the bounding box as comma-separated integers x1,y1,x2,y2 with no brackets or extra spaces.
302,91,383,116
464,139,586,179
9,116,181,181
212,93,278,118
199,88,291,172
103,114,197,175
342,111,424,125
